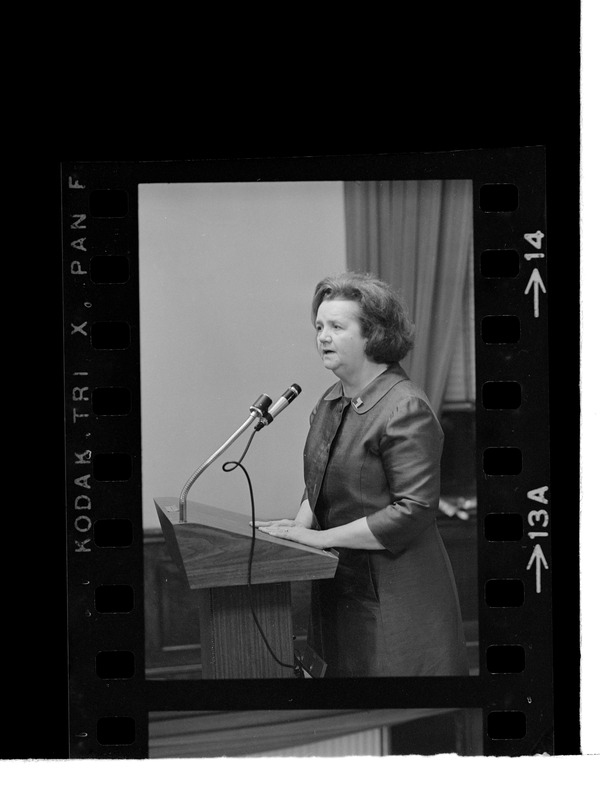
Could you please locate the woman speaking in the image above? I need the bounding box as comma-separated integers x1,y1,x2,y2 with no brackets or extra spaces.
258,273,469,678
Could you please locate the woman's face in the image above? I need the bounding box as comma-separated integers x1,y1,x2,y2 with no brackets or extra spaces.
315,299,369,378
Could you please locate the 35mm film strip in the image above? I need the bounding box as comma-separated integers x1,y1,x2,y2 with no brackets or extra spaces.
62,150,553,758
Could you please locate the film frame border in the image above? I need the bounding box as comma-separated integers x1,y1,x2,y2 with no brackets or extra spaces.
62,148,554,758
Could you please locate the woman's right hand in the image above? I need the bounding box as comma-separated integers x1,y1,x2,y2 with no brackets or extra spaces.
252,518,298,529
252,500,316,531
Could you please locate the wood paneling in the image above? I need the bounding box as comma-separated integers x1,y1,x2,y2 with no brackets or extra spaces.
144,532,203,679
198,583,295,678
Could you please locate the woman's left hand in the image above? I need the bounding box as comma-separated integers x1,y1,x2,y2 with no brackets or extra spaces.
257,522,326,550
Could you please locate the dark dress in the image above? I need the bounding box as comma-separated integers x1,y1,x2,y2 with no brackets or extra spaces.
304,363,469,677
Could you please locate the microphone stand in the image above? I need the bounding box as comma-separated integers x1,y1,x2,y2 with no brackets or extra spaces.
178,394,271,522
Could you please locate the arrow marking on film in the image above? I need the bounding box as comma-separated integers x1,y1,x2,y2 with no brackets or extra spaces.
526,544,549,593
524,268,547,318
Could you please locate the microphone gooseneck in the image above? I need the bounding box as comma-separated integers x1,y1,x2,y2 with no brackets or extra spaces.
178,393,272,522
178,384,302,521
175,383,305,675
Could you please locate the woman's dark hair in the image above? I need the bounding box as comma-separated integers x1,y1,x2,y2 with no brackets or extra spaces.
311,272,415,363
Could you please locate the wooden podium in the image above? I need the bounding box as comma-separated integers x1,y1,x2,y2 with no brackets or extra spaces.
154,497,338,678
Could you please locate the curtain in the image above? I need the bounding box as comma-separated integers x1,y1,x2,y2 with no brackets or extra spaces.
444,254,476,407
344,180,474,416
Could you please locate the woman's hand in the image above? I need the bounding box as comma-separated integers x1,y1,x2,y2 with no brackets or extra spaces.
254,520,327,550
253,518,297,530
252,515,385,551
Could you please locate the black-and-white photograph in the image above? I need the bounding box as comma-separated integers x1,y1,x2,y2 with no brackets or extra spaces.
43,2,586,779
58,141,577,765
139,178,478,682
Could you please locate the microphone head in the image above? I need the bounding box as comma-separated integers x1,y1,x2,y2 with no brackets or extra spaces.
250,394,272,417
257,384,302,429
283,384,301,402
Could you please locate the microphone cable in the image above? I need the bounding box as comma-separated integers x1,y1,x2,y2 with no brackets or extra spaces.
222,429,305,677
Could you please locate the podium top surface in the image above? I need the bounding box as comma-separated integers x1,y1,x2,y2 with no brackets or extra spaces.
154,497,338,590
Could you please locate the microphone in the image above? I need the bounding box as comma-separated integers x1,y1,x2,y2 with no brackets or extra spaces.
249,393,273,418
178,391,273,522
257,384,302,428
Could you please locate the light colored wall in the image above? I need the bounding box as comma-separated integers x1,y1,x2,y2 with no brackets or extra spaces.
139,181,346,529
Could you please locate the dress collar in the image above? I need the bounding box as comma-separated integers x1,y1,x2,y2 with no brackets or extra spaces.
321,363,409,414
